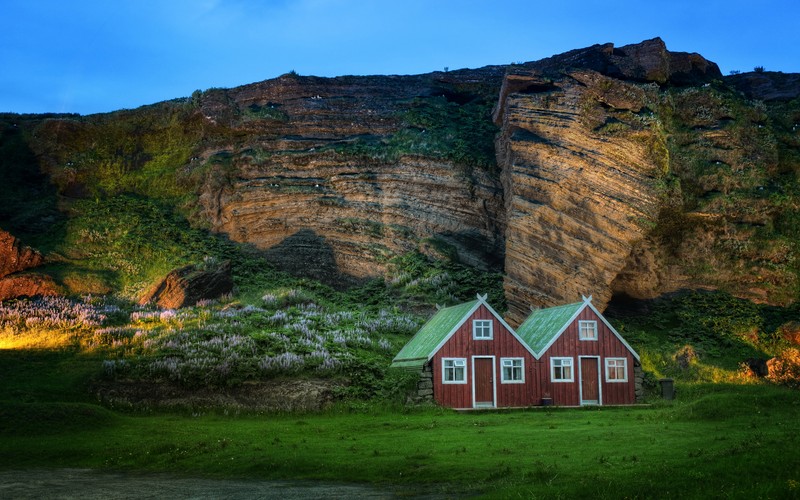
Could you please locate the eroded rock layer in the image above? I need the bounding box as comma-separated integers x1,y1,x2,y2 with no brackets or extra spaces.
495,69,664,324
194,71,507,284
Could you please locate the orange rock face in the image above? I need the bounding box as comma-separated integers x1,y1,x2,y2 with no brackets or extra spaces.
0,229,44,279
193,71,508,285
494,69,664,323
0,273,61,301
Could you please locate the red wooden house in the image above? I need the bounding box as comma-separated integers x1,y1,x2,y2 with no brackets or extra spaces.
390,294,538,408
392,294,641,408
515,295,641,406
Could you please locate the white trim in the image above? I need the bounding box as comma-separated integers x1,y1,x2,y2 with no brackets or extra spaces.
442,358,467,384
605,357,628,383
578,320,598,341
532,298,641,361
550,357,574,382
427,295,539,362
472,319,493,340
583,299,641,361
578,355,602,405
533,305,587,358
427,301,483,361
500,357,525,384
479,298,539,359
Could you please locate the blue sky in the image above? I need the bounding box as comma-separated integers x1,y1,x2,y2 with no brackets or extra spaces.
2,0,799,115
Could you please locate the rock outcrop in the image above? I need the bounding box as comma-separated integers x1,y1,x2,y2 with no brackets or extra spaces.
7,38,798,318
727,71,800,101
0,273,61,301
494,68,664,323
139,260,234,309
194,70,507,284
0,229,59,301
0,229,44,278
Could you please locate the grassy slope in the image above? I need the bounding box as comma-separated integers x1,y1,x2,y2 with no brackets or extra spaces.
0,381,798,498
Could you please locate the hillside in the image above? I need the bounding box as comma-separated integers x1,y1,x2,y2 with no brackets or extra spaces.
1,37,799,323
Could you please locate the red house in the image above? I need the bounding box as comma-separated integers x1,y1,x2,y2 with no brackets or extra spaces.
515,295,642,406
391,294,641,408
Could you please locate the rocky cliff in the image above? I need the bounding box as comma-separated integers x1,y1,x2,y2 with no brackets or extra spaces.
2,38,798,317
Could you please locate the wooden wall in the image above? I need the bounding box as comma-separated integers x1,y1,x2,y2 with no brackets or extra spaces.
536,307,636,406
431,305,539,408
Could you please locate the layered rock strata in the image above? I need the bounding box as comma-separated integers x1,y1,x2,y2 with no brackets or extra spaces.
494,69,664,323
195,71,507,284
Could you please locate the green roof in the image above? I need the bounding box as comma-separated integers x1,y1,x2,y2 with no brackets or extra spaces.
515,301,583,355
390,300,479,369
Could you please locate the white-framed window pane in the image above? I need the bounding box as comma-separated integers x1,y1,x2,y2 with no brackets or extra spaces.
501,358,524,383
579,320,598,340
473,319,493,339
443,358,467,383
551,357,573,382
605,358,627,382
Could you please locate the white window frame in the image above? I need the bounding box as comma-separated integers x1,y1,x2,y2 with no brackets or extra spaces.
605,357,628,383
578,320,598,341
551,357,574,382
472,319,493,340
500,357,525,384
442,358,467,384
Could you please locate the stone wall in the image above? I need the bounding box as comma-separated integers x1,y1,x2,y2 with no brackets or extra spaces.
408,363,434,404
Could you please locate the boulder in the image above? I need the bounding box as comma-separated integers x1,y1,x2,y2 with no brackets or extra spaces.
139,260,234,309
0,229,44,278
0,273,62,301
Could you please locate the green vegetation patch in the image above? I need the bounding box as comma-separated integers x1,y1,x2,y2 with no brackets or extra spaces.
331,96,499,173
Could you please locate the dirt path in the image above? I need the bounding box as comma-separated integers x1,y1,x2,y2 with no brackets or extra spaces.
0,469,450,499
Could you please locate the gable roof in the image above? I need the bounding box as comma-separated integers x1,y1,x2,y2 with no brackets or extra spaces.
391,294,537,369
516,301,584,356
390,299,479,369
516,296,640,361
392,294,640,370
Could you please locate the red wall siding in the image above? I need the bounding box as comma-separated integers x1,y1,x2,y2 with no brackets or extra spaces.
537,307,636,406
432,305,539,408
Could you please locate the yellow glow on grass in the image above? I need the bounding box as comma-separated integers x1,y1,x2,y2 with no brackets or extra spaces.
0,328,77,350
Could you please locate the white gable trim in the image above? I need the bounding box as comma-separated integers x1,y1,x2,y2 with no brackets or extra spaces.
427,294,538,361
482,298,538,359
532,303,587,359
532,297,640,361
426,300,483,362
584,299,640,361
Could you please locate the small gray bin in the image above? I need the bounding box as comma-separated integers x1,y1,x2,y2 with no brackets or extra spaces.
659,378,675,400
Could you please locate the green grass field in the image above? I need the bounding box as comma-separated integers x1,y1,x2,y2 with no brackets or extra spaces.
1,347,799,498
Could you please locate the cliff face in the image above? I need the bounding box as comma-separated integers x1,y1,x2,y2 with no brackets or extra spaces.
3,38,799,314
494,69,664,323
494,39,800,322
191,71,507,284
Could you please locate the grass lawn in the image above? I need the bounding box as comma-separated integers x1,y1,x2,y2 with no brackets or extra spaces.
1,349,799,498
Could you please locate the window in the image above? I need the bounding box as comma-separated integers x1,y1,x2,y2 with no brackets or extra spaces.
551,357,574,382
473,319,493,340
443,358,467,384
578,320,598,340
605,358,628,382
501,358,524,383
